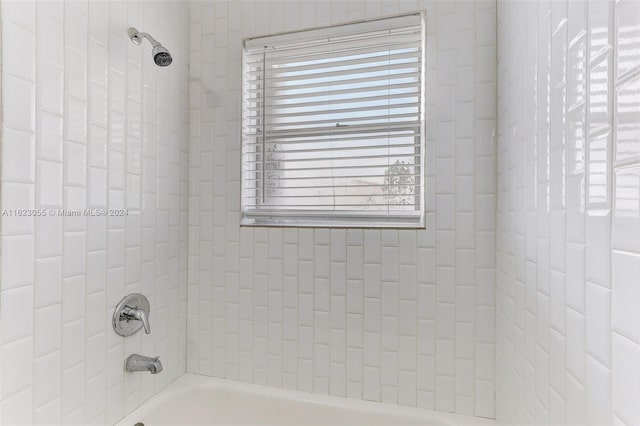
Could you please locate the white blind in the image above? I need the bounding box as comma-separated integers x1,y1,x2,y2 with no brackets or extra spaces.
241,13,426,228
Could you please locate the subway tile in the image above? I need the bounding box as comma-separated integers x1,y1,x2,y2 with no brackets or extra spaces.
2,388,34,426
612,166,640,252
4,74,36,133
61,362,85,417
3,20,36,82
565,243,585,313
589,55,612,134
64,97,88,143
1,286,34,344
587,134,611,209
63,4,87,56
2,236,35,290
612,334,640,425
615,0,640,80
585,282,611,367
33,351,61,409
477,45,496,84
475,379,495,418
37,63,64,118
89,84,108,128
435,374,455,412
585,213,611,287
611,251,640,342
566,373,587,425
589,1,612,56
614,77,640,164
34,257,62,308
34,304,61,358
476,5,496,46
566,309,586,384
37,112,63,162
36,160,63,209
65,50,88,100
37,11,63,70
88,2,108,47
88,44,108,87
64,141,87,187
586,355,611,425
567,109,586,176
84,373,106,423
1,337,34,398
2,0,35,30
2,182,35,236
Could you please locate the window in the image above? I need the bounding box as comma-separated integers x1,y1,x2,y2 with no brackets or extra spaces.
241,13,426,228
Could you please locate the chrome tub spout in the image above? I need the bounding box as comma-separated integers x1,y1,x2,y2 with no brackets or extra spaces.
125,354,163,374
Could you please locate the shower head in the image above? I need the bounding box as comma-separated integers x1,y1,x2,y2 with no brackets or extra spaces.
128,27,173,67
152,45,173,67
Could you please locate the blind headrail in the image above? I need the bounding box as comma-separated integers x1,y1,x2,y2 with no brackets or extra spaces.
244,12,423,51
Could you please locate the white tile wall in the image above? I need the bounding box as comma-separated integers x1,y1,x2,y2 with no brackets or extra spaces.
188,0,497,417
0,1,190,424
496,0,640,424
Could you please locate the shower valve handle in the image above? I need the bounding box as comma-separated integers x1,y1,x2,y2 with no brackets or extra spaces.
113,293,152,337
122,306,151,334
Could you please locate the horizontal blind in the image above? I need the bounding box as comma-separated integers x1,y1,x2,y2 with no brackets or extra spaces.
241,13,426,227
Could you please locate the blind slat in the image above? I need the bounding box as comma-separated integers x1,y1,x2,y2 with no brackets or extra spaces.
248,50,420,77
245,125,417,136
243,203,422,208
245,161,418,173
245,113,419,130
244,142,420,154
245,81,419,102
251,60,420,83
243,193,419,199
243,182,416,190
259,102,420,118
246,91,418,111
243,173,421,181
245,70,420,92
245,154,419,165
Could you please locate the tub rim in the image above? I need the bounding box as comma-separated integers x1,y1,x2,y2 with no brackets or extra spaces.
116,373,496,426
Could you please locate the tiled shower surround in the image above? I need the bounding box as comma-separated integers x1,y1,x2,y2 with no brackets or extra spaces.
0,1,189,424
187,0,497,418
0,0,638,425
496,0,640,424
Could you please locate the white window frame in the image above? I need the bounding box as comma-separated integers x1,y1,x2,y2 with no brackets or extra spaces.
240,12,427,228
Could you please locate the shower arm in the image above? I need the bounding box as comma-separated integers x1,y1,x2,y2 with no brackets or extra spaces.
128,27,161,49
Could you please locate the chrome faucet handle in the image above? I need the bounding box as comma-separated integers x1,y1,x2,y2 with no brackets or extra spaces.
113,294,151,337
122,305,151,334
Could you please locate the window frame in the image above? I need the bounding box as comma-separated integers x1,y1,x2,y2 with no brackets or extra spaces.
240,11,427,229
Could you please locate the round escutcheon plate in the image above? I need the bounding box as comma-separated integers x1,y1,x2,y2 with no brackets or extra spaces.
113,293,150,337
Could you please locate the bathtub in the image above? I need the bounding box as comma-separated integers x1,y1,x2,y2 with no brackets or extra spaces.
116,374,495,426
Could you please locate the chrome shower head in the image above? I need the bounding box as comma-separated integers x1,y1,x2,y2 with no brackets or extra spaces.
128,27,173,67
152,45,173,67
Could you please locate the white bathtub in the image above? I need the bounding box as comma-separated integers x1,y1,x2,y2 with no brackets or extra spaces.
116,374,495,426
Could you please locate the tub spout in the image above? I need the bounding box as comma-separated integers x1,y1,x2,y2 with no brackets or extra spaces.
125,354,163,374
